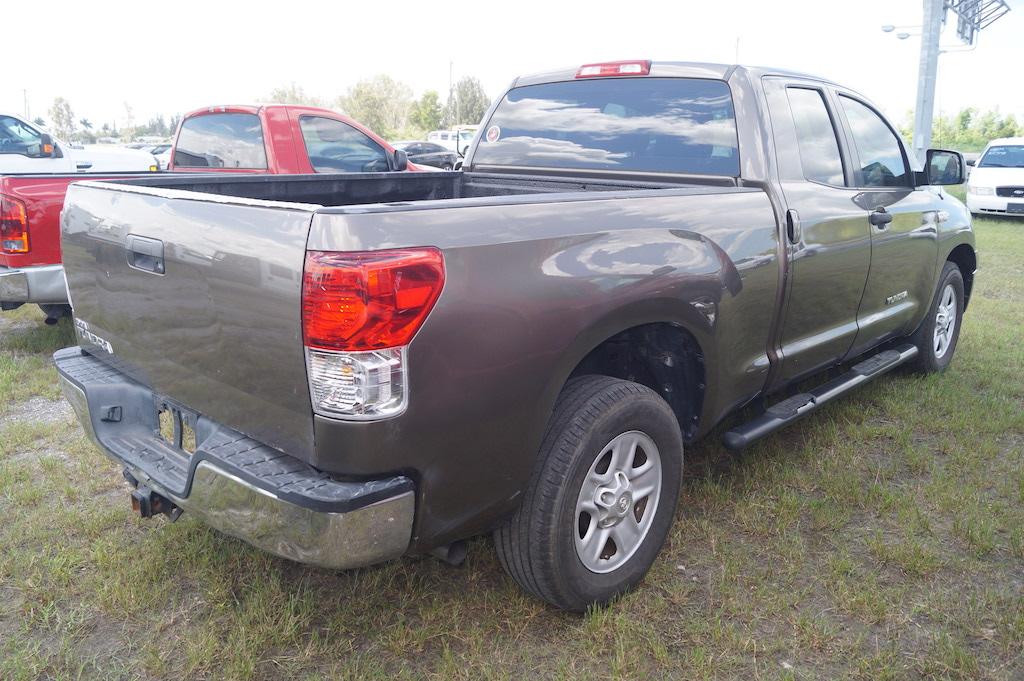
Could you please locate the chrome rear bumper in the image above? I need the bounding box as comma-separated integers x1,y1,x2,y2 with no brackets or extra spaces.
55,347,414,570
0,264,67,304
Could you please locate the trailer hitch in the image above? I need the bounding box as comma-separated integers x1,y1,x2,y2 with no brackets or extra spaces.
125,471,182,521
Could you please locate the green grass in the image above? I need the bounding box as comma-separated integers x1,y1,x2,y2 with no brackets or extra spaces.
1,214,1023,680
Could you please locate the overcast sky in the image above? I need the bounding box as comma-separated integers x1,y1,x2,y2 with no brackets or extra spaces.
2,0,1021,130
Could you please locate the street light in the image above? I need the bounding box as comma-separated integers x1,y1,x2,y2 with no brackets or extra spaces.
881,0,1010,162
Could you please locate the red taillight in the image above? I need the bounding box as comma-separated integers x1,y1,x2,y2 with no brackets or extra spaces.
302,248,445,352
0,194,29,254
575,60,651,78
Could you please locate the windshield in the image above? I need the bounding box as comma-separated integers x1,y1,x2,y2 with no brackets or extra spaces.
978,145,1024,168
472,77,738,176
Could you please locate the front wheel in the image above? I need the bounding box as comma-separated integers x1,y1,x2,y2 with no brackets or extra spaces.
494,376,683,611
910,261,964,373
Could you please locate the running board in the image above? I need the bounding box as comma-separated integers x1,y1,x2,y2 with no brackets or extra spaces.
722,343,918,450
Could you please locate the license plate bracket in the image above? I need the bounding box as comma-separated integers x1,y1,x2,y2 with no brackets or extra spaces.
1007,203,1024,214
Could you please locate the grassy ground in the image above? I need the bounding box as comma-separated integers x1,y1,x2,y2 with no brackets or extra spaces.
1,211,1022,680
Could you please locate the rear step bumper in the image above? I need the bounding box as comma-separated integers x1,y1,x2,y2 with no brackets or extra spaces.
722,343,919,450
54,346,414,570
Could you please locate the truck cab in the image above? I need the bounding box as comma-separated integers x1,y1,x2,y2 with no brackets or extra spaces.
168,105,414,174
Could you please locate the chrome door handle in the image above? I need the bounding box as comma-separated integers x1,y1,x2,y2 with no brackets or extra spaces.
126,234,165,275
869,207,893,228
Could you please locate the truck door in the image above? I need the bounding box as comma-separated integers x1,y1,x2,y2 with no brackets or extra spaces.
762,78,872,385
831,93,939,357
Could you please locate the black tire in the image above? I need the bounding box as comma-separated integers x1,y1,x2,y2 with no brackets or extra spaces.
494,375,683,611
909,261,964,373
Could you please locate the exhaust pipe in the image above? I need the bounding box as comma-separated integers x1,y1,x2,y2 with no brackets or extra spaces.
430,540,468,566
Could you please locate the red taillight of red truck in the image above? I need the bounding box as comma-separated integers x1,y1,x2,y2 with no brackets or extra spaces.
301,248,445,420
0,194,30,254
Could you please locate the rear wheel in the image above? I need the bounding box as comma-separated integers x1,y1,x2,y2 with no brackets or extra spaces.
910,261,964,373
494,375,683,611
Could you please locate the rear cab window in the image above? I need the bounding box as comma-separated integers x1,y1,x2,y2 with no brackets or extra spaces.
472,77,739,176
174,113,267,169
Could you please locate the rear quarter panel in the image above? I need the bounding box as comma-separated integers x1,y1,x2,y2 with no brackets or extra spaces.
1,175,75,268
306,188,780,549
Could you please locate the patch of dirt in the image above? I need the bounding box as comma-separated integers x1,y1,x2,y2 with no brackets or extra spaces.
5,396,74,425
0,313,38,335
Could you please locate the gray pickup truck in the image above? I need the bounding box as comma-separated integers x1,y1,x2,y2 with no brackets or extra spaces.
56,61,975,611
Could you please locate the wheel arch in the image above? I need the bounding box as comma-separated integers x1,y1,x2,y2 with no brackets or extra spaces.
945,242,976,309
544,300,711,443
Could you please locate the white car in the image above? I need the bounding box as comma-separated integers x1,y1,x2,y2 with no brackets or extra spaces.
426,127,478,156
144,143,173,170
965,137,1024,217
0,112,158,174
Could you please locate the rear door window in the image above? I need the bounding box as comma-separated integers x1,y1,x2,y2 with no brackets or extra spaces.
786,88,845,186
473,77,739,176
299,116,390,173
174,113,267,169
838,96,909,187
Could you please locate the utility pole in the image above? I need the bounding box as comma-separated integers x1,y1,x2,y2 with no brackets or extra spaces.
23,89,29,119
903,0,1010,163
911,0,943,163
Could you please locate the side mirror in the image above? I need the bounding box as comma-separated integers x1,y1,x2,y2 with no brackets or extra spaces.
28,133,57,158
966,158,976,167
924,149,965,186
391,148,408,171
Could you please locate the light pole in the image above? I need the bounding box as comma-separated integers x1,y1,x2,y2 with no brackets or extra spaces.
883,0,1010,163
911,0,943,162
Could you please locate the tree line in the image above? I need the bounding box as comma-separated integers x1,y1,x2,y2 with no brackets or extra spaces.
265,75,491,140
32,75,491,145
899,108,1021,153
41,97,180,144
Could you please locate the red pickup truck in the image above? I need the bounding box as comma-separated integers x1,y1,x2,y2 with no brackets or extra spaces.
1,105,413,323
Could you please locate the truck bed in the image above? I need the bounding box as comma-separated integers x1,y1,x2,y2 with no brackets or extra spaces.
106,169,739,206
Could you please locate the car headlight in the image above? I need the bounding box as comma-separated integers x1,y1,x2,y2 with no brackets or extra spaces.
968,185,994,196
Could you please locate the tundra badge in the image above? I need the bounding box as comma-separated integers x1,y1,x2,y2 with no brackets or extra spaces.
885,290,908,306
74,318,113,354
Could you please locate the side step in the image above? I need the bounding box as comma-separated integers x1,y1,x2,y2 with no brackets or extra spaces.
722,343,918,450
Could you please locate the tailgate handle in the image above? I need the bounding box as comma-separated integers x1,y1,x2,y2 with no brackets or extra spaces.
126,235,165,275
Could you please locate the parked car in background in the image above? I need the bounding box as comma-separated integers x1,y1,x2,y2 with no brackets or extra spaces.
1,104,418,324
966,137,1024,216
427,127,477,156
0,113,158,174
392,141,457,169
57,60,973,611
145,143,173,170
1,114,158,322
169,104,417,174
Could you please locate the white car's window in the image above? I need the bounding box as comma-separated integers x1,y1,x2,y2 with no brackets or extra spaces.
978,145,1024,168
0,116,43,155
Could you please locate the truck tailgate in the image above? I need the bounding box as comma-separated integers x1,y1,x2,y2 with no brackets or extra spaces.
61,182,318,459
